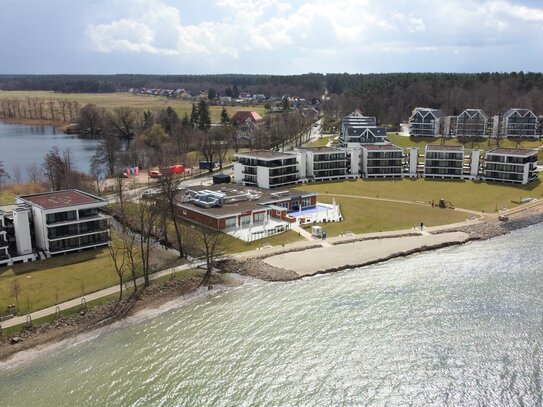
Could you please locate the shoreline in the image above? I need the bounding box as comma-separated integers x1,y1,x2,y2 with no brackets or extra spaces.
2,201,542,367
0,118,67,131
0,272,242,365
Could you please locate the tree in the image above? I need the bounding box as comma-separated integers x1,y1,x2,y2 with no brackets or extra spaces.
106,107,137,138
135,198,161,287
0,161,9,189
108,238,127,301
11,280,21,314
158,106,179,134
189,226,224,286
42,146,79,190
208,88,216,100
157,172,185,258
189,103,199,128
232,84,239,98
91,130,120,177
198,100,211,131
199,131,215,173
78,103,104,136
212,127,232,170
220,107,230,125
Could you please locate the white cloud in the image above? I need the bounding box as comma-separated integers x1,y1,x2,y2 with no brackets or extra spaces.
85,0,543,63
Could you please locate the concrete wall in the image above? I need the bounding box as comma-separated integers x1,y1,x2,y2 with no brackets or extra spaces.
13,208,33,255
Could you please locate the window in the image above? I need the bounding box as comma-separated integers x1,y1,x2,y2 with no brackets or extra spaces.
225,218,236,229
240,215,251,227
301,198,312,208
254,212,265,224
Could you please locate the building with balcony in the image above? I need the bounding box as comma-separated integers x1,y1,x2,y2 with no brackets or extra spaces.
340,126,387,147
503,108,538,138
16,190,109,257
456,109,489,138
233,150,300,189
424,145,465,179
340,110,377,135
0,210,8,265
296,147,348,181
360,144,404,178
483,148,538,184
409,107,445,137
173,185,340,242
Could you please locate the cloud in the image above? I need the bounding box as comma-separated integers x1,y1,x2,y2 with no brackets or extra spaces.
85,0,543,65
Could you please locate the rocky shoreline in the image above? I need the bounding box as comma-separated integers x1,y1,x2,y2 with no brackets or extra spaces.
0,272,239,363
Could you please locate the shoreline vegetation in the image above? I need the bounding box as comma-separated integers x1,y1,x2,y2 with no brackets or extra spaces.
1,200,543,365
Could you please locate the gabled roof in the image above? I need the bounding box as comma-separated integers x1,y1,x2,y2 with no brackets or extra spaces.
410,107,445,120
345,126,386,138
504,108,536,119
458,109,488,120
231,111,264,124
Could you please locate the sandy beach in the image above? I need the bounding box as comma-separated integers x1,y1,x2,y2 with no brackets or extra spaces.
263,232,471,276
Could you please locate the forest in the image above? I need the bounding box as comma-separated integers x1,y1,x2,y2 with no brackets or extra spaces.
2,72,543,125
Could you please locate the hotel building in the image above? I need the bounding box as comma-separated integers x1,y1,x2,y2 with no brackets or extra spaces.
483,148,538,184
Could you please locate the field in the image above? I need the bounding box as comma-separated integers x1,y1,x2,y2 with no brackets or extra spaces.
309,136,334,147
0,237,179,314
0,90,266,123
296,177,543,213
304,196,468,237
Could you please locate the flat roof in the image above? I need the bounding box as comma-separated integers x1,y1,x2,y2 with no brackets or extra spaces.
487,148,537,157
235,150,296,160
18,190,105,210
426,145,464,151
297,147,343,153
362,144,402,151
175,185,316,218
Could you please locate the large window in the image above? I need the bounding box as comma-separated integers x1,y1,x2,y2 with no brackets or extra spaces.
46,210,77,224
240,215,251,227
253,212,265,224
225,218,236,229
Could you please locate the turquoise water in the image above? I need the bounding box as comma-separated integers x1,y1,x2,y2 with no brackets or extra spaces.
1,224,543,406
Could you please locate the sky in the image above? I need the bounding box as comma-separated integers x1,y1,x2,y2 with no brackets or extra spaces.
1,0,543,75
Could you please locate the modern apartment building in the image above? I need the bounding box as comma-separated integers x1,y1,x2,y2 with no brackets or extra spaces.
0,210,8,264
455,109,489,138
360,144,403,178
233,151,300,189
409,107,445,137
424,145,465,179
340,109,377,134
503,108,538,138
483,148,538,184
17,190,110,257
340,126,387,147
296,147,348,181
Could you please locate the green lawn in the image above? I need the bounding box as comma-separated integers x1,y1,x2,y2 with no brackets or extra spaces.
221,230,304,254
309,136,334,147
305,196,468,237
0,91,266,123
296,177,543,213
0,190,16,204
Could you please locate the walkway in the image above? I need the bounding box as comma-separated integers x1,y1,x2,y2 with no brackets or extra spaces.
1,264,194,330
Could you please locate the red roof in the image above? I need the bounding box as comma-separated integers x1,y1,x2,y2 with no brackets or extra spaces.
231,111,264,125
19,190,105,210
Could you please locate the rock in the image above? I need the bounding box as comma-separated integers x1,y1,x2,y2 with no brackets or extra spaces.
10,336,22,344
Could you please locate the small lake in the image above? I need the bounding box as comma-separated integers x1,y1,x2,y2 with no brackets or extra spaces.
0,122,101,176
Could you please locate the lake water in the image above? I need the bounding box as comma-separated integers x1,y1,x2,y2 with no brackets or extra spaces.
0,122,101,175
1,224,543,406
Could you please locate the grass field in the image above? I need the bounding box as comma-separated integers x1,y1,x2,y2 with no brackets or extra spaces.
0,90,266,123
305,196,468,237
296,177,543,213
0,190,16,204
309,136,334,147
0,236,179,314
221,229,304,253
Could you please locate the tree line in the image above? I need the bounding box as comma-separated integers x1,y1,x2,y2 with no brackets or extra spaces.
0,97,81,122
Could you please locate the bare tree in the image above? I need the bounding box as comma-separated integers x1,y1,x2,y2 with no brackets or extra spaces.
107,107,137,139
189,226,224,287
78,103,105,136
11,280,21,314
26,163,42,183
157,172,184,258
108,238,127,301
135,198,161,287
91,130,120,177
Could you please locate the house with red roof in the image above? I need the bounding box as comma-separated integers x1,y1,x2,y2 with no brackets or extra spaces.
230,111,265,126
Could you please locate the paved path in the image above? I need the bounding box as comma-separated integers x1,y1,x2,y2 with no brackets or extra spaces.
1,264,194,330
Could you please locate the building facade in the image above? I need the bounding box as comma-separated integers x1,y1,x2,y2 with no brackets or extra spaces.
234,151,300,189
455,109,489,138
483,148,538,184
503,108,538,138
424,145,465,179
296,147,348,181
409,107,445,137
0,210,8,264
360,144,403,178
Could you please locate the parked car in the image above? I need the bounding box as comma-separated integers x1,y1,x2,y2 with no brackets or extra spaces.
149,170,163,178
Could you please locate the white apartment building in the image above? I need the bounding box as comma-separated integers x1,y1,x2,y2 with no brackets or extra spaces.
409,107,445,137
296,147,348,182
360,144,404,178
503,108,538,138
424,145,465,179
483,148,538,184
455,109,489,138
233,151,300,189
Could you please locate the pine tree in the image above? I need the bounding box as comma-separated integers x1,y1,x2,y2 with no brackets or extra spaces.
181,112,190,128
198,100,211,131
220,107,230,125
189,103,199,128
